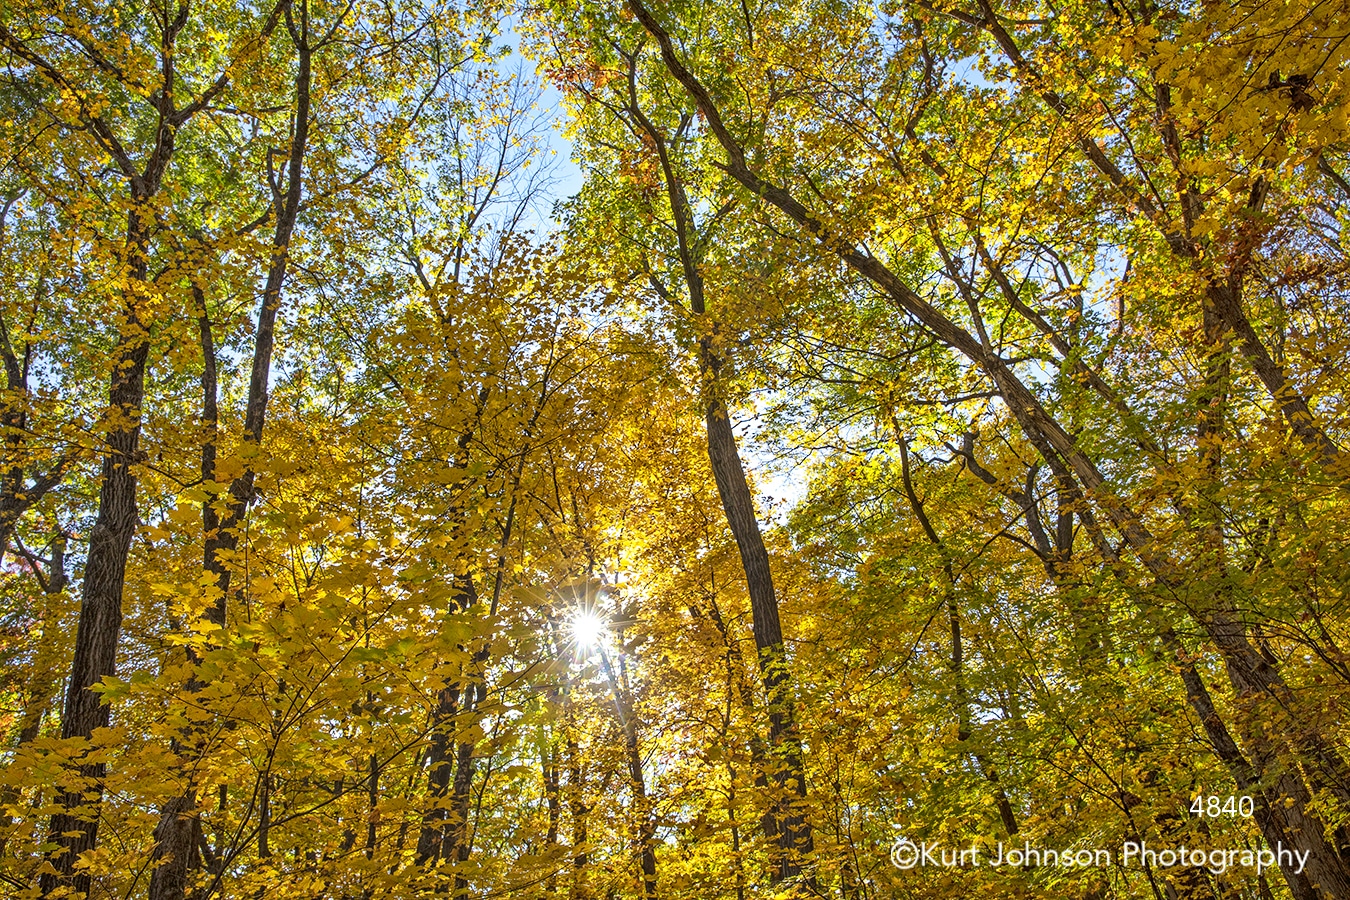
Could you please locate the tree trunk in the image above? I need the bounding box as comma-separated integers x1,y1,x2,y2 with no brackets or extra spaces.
417,576,478,867
41,206,153,897
147,17,311,897
703,395,815,881
599,645,657,900
566,713,589,900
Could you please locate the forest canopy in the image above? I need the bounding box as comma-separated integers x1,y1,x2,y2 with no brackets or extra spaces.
2,0,1350,898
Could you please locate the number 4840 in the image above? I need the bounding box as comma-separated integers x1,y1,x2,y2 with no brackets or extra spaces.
1191,795,1253,817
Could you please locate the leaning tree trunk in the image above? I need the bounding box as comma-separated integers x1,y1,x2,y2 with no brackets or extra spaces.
702,394,816,881
614,59,816,881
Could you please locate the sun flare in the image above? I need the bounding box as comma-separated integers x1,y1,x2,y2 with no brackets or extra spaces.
570,610,606,648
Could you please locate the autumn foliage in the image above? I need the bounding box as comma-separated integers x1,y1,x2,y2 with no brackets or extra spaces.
2,0,1350,898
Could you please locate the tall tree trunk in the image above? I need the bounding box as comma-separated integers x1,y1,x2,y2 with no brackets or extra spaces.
41,205,154,897
614,54,815,880
448,716,481,896
703,395,815,880
145,293,218,900
147,13,312,897
566,718,589,900
599,645,657,900
543,738,562,895
418,378,544,882
416,578,477,869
